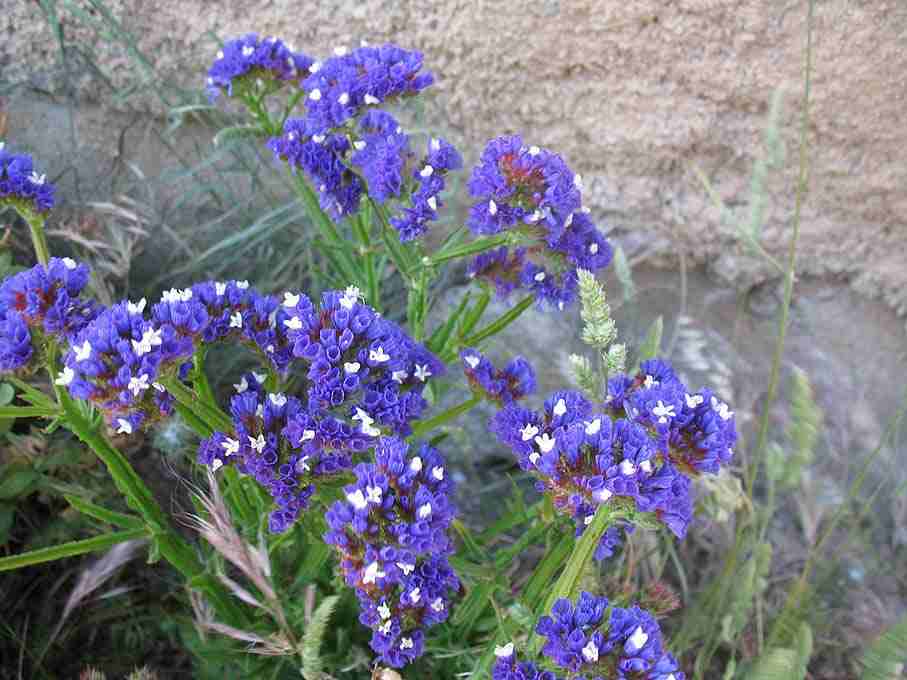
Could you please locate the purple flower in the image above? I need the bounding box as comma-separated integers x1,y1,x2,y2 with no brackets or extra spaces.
465,135,611,310
461,348,536,405
468,246,528,298
351,110,410,203
323,437,460,667
207,34,313,101
0,146,55,213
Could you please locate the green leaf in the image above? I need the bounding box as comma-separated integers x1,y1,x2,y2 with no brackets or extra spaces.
0,466,39,500
462,295,534,347
429,234,508,265
746,623,811,680
860,612,907,680
635,315,664,367
0,502,15,545
521,529,574,612
0,383,14,406
451,579,496,634
301,595,340,680
65,494,144,530
0,527,148,571
0,405,61,419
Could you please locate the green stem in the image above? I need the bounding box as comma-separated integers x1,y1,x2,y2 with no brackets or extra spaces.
0,528,148,571
462,295,534,347
159,376,232,433
0,405,61,419
428,234,508,266
25,214,51,266
410,395,481,439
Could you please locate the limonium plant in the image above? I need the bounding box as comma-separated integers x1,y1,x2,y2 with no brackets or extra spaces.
0,34,740,678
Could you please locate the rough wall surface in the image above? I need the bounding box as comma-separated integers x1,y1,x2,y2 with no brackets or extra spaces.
4,1,907,314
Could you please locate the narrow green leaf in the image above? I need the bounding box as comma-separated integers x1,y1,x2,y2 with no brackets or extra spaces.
451,580,496,633
463,295,534,347
522,529,574,612
428,291,471,353
860,612,907,680
65,495,144,530
635,315,664,367
429,234,508,265
0,405,61,419
0,528,147,571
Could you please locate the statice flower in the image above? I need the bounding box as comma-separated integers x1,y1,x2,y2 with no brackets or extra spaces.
197,386,357,532
268,120,364,221
460,347,536,405
0,145,55,214
323,437,460,667
300,44,433,135
60,300,171,434
350,110,410,203
491,390,694,539
281,286,444,437
492,644,560,680
206,33,314,101
466,135,612,309
593,524,632,563
606,359,737,476
468,246,528,298
390,135,463,242
0,258,99,372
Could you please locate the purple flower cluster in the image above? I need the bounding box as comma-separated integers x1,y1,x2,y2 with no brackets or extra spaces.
390,135,463,242
605,359,736,476
300,45,433,135
0,258,98,372
196,378,359,532
466,135,612,309
281,286,443,437
323,437,459,668
490,388,694,543
206,33,314,101
460,347,536,406
0,145,55,214
493,592,684,680
59,300,172,434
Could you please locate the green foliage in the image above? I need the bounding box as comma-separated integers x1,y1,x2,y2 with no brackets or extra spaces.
860,613,907,680
745,623,812,680
301,595,340,680
766,367,822,489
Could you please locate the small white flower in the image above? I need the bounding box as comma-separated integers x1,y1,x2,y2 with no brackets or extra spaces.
534,433,556,453
211,458,223,472
229,312,243,329
234,377,249,393
520,423,539,441
352,140,366,150
584,514,595,526
409,587,422,604
283,291,300,308
127,373,150,396
265,344,274,353
573,173,584,190
396,561,415,576
221,437,240,457
418,503,432,519
61,257,77,270
564,212,574,228
628,626,649,651
589,242,599,254
309,88,322,101
249,434,266,453
215,282,227,296
29,171,46,185
344,361,361,374
283,316,302,330
253,372,267,384
643,374,658,389
353,408,374,426
347,489,368,510
399,637,414,651
494,642,515,658
377,603,391,619
366,485,383,504
333,45,348,56
364,93,380,105
710,396,734,420
369,346,390,363
295,456,311,474
488,198,498,216
620,459,637,476
379,620,392,635
431,597,444,612
640,459,653,473
116,418,133,435
54,367,75,386
420,165,434,178
152,382,165,392
256,404,264,417
426,195,438,211
391,370,408,383
300,429,316,442
528,145,541,156
269,393,288,407
309,61,321,73
558,301,565,310
340,286,360,309
74,340,92,362
594,487,613,503
312,134,326,144
242,45,254,57
464,354,481,369
362,560,385,584
529,452,540,465
432,466,444,481
582,205,591,214
534,271,546,282
409,457,423,472
652,400,676,424
581,639,599,663
526,209,543,223
552,398,567,417
414,364,432,381
216,49,224,59
338,92,350,105
127,298,146,314
685,393,705,409
237,281,249,291
585,418,602,435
